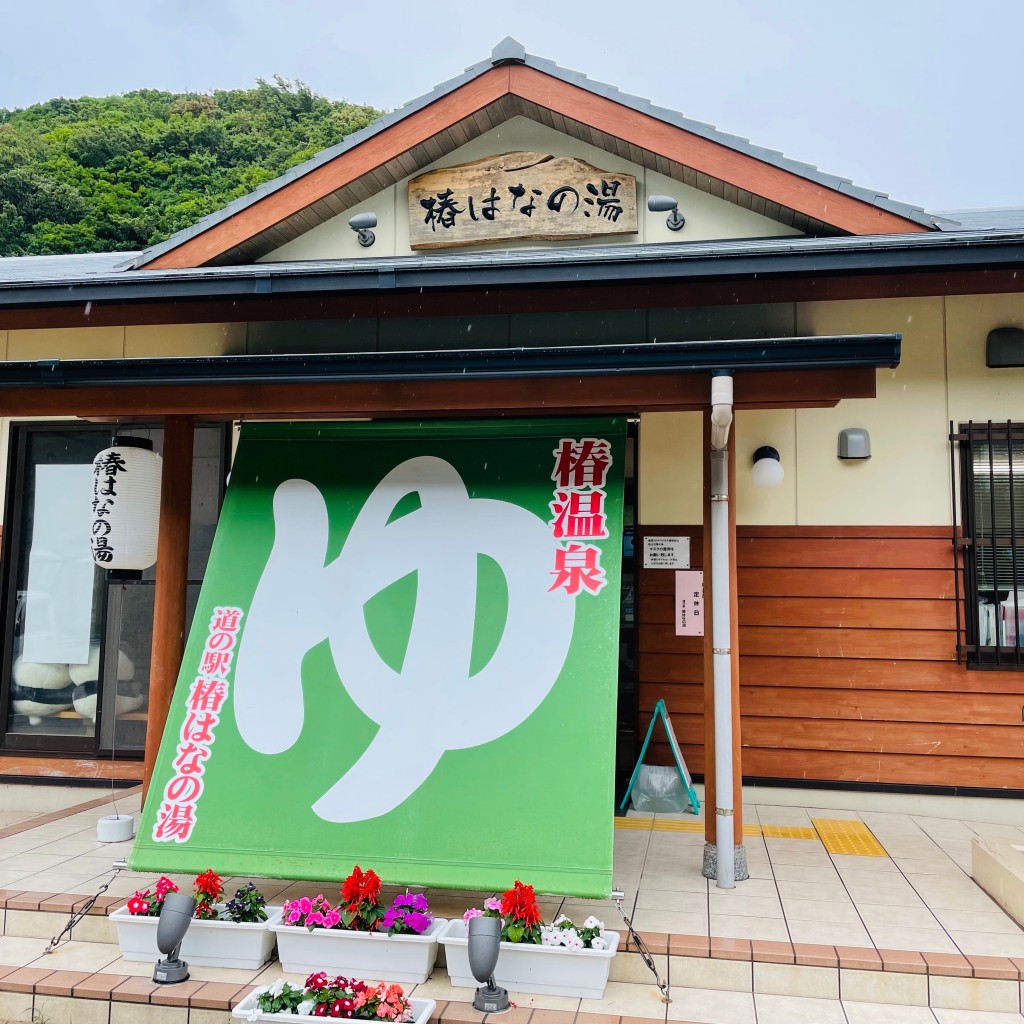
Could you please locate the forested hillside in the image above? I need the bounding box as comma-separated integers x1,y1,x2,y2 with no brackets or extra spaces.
0,78,381,257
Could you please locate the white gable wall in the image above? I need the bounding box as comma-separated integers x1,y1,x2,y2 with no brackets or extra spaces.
260,117,802,263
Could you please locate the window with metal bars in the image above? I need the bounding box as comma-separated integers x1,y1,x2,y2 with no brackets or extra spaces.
951,421,1024,668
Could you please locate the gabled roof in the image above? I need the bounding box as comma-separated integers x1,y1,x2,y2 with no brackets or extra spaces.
126,39,937,272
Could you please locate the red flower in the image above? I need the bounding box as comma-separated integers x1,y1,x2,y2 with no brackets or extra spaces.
340,865,381,909
126,895,149,916
501,880,541,927
194,869,223,899
313,1004,330,1017
154,876,177,898
306,971,329,990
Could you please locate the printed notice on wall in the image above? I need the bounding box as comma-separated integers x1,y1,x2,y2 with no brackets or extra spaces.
643,535,690,569
675,570,704,636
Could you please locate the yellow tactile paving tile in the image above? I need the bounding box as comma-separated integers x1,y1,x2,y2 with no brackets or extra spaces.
615,817,821,840
760,825,819,839
811,817,888,857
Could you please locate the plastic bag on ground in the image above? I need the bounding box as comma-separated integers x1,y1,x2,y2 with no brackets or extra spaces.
629,763,686,813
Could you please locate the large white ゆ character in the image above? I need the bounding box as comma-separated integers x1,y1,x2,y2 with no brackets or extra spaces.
233,456,575,822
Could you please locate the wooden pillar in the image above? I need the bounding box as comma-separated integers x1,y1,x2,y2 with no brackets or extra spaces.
701,412,744,851
142,416,194,804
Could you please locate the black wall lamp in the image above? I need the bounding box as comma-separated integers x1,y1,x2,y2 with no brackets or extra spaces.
349,212,377,248
647,195,685,231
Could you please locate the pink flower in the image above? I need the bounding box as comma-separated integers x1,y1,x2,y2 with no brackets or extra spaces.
324,909,341,928
463,907,483,923
483,897,502,912
308,911,325,926
298,897,312,915
288,909,302,923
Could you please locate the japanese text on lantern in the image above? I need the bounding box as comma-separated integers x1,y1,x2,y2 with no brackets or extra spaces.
548,438,612,596
152,607,243,844
90,449,127,564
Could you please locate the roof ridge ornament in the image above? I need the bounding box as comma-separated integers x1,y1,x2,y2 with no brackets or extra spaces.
491,37,527,65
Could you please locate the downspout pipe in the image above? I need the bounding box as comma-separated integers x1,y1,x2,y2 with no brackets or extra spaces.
709,371,736,889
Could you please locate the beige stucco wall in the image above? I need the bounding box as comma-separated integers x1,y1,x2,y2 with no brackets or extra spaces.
2,293,1021,530
639,292,1024,527
260,117,801,263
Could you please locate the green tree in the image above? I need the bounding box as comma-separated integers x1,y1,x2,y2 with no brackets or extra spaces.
0,79,382,257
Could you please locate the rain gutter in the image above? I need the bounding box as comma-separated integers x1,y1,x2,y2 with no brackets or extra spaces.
5,335,901,390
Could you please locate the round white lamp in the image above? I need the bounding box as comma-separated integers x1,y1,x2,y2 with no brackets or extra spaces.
751,446,784,488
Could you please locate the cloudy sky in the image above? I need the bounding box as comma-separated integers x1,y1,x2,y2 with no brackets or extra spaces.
2,0,1018,213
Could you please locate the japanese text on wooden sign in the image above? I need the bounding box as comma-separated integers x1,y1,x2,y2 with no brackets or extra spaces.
408,152,637,250
675,570,704,637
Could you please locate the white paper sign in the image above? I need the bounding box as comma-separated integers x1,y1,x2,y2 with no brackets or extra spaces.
675,570,705,637
643,535,690,569
23,464,95,664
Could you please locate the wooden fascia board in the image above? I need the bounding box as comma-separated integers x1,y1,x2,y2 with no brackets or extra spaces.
508,66,927,237
145,66,513,270
0,367,873,419
142,62,926,271
4,266,1023,330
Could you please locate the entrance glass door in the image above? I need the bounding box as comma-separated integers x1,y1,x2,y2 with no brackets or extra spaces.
0,422,227,755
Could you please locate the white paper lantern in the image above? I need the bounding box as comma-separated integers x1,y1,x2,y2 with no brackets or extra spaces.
90,437,162,570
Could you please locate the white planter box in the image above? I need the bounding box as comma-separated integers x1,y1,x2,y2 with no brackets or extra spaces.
232,993,435,1023
109,905,280,969
438,918,620,999
268,912,447,985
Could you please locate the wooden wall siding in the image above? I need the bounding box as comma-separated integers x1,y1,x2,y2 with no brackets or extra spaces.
636,525,1023,789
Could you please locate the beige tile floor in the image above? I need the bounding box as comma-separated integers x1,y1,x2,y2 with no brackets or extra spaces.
1,791,1023,1022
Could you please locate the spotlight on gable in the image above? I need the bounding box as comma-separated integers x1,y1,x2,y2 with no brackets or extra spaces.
349,212,377,248
647,195,685,231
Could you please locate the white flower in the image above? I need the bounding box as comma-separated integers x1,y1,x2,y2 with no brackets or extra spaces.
268,978,286,998
553,914,570,926
541,928,560,946
565,932,585,951
297,999,317,1016
243,1009,259,1023
582,916,603,931
590,936,608,950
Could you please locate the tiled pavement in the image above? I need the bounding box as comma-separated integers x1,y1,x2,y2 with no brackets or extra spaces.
0,788,1022,1022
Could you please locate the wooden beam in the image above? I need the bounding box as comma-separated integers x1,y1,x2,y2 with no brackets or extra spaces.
0,368,874,419
2,268,1021,331
142,417,194,805
145,69,512,269
509,66,927,237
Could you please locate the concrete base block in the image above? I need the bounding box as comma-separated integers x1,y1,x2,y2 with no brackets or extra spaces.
971,836,1024,927
702,841,750,882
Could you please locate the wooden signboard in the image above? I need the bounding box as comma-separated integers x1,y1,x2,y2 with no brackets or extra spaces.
408,151,638,250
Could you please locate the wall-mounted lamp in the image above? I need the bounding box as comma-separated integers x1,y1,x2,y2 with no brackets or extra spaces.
751,446,784,488
986,326,1024,367
348,211,377,248
647,194,685,231
838,427,871,460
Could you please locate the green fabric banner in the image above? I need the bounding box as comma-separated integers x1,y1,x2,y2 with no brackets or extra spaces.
131,417,625,896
